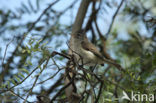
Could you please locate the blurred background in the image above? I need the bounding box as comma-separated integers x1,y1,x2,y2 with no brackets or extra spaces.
0,0,156,102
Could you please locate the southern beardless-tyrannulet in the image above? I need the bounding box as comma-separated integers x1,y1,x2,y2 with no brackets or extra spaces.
71,33,106,66
71,33,121,67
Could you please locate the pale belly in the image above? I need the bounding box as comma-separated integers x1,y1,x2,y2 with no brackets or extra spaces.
74,48,102,66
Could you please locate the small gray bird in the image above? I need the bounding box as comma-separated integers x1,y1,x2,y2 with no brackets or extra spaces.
71,33,106,66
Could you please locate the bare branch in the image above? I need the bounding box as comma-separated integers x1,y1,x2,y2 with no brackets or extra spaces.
2,36,15,70
95,82,103,103
106,0,125,37
24,58,50,103
71,0,91,34
50,74,75,102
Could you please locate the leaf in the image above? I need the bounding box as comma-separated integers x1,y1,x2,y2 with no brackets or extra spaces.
21,3,30,14
1,84,7,88
27,60,32,65
27,49,31,54
11,79,16,85
25,45,29,50
38,65,42,71
36,0,40,10
38,38,43,43
14,75,21,82
7,81,11,88
104,98,112,102
105,91,113,96
41,41,48,47
132,75,136,79
34,43,39,49
25,45,31,54
18,72,25,78
22,49,26,53
130,72,133,77
137,76,140,80
28,0,35,12
24,62,28,66
21,68,29,74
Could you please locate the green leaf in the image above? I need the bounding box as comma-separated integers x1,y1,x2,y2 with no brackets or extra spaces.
21,68,29,74
104,98,112,102
38,65,42,71
1,84,7,88
105,91,113,96
11,79,16,85
18,72,25,78
137,76,141,80
22,49,26,53
34,43,39,49
7,81,11,88
25,45,29,50
133,75,136,79
27,49,31,54
14,75,21,82
24,63,28,66
41,41,48,47
27,60,32,65
38,38,43,43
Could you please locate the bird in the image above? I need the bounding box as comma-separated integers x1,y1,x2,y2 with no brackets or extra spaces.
71,33,107,66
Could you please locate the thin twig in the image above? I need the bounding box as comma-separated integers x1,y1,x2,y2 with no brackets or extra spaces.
50,75,75,102
46,75,64,95
23,74,39,103
95,82,103,103
0,59,46,94
37,70,61,85
51,51,70,59
2,36,15,70
106,0,125,37
9,89,31,103
23,58,50,103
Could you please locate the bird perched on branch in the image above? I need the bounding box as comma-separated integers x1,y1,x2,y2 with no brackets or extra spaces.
71,33,116,67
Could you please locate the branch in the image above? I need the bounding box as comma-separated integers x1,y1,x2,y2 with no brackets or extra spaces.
66,0,91,102
50,74,75,102
105,0,125,37
2,36,15,70
23,58,50,103
71,0,91,34
9,89,32,103
46,75,64,95
95,82,103,103
0,59,46,94
84,1,100,32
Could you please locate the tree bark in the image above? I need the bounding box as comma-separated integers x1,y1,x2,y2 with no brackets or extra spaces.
65,0,91,103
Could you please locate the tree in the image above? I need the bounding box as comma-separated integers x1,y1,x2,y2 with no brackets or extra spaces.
0,0,156,102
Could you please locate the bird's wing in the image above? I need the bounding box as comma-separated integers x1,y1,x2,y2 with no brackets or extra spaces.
81,41,104,60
